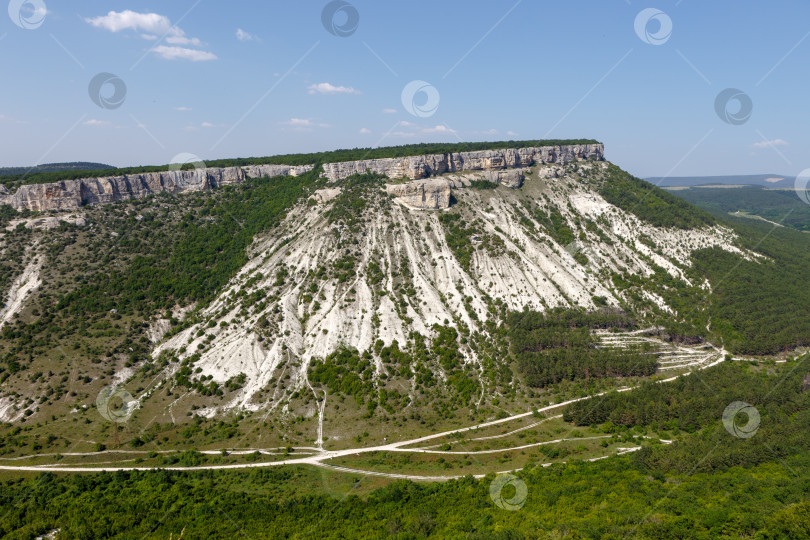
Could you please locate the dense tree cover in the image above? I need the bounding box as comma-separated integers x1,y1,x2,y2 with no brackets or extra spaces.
692,216,810,355
564,360,804,429
0,162,113,186
672,185,810,232
1,140,599,188
594,165,716,229
565,358,810,474
309,348,375,403
0,162,113,176
505,309,657,387
2,362,810,538
0,203,21,226
55,171,314,316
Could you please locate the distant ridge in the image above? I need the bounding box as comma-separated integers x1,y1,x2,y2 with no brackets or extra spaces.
646,174,792,188
0,162,114,177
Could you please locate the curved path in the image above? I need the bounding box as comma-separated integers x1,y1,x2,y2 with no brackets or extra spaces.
0,352,725,478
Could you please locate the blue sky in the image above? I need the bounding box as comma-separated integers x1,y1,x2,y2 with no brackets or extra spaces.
1,0,809,178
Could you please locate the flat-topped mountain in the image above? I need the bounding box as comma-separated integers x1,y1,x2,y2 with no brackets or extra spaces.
0,143,602,212
1,141,808,455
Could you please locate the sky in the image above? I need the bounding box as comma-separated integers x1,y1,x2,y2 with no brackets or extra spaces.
1,0,809,178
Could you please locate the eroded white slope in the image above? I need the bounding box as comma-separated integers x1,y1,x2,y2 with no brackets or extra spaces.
0,255,42,329
153,163,754,414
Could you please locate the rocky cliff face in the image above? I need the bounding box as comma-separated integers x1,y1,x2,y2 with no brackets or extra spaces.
0,144,602,213
0,164,313,212
386,178,454,210
386,168,527,209
321,144,603,182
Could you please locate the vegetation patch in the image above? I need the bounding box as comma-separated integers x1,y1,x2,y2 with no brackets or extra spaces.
505,309,657,387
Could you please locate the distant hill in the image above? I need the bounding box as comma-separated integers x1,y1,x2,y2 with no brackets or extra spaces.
646,174,792,188
667,184,810,232
0,162,114,176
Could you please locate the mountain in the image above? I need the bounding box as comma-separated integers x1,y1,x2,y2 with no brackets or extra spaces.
2,142,810,537
0,143,808,445
0,162,115,176
645,173,793,188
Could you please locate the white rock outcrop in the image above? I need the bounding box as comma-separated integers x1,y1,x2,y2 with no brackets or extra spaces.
1,165,313,212
385,168,527,209
321,144,602,182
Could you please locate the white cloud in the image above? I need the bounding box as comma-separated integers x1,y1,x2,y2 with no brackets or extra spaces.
423,125,455,134
236,28,259,42
506,130,518,137
753,138,788,149
360,128,371,134
174,106,192,111
166,35,202,46
201,122,214,128
83,119,111,127
86,10,215,61
281,118,330,130
307,82,360,95
86,10,172,33
382,108,397,114
286,118,313,127
152,46,217,62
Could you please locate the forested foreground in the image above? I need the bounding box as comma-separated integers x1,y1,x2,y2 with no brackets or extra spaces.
2,360,809,539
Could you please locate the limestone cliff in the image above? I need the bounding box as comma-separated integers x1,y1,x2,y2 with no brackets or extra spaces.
321,144,602,182
0,164,313,212
386,168,527,209
0,144,602,213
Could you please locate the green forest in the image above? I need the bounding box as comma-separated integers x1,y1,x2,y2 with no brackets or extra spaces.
505,309,657,387
670,185,810,232
692,216,810,355
2,360,808,539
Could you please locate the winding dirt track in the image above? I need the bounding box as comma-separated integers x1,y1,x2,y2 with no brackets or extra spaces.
0,352,723,479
